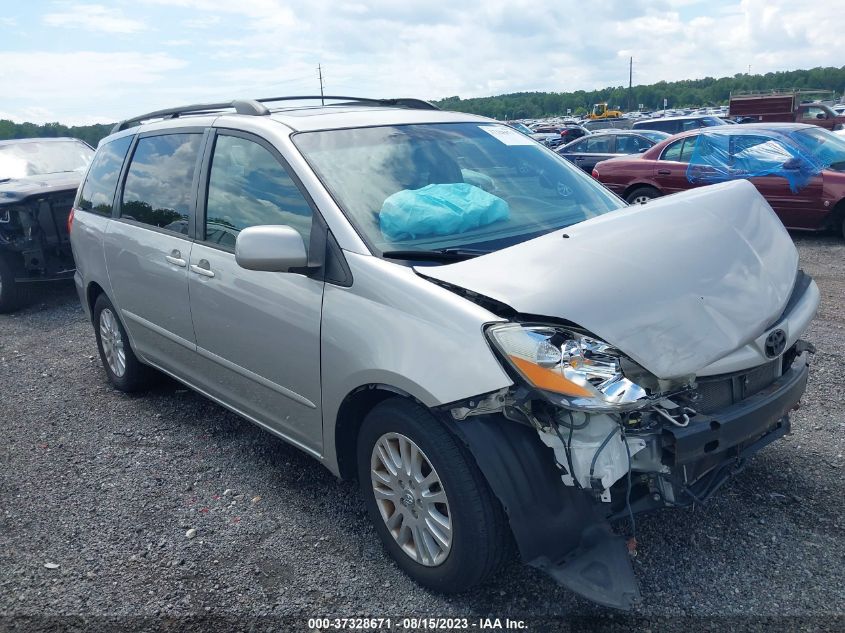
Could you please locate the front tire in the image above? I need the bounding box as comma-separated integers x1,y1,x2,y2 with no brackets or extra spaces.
625,186,662,205
93,294,156,392
357,398,511,593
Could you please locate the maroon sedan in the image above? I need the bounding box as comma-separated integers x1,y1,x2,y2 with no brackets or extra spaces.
592,123,845,237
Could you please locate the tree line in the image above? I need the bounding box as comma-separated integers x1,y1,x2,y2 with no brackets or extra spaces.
433,66,845,120
1,66,843,146
0,119,113,148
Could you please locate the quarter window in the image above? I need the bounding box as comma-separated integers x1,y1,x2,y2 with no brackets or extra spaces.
78,136,133,216
120,133,202,233
203,135,313,250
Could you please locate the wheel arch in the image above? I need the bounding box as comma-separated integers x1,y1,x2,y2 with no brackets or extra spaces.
86,281,107,320
333,384,429,480
622,182,663,200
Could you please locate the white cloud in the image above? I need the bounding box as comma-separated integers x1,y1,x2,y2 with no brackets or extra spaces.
3,0,844,122
43,4,146,34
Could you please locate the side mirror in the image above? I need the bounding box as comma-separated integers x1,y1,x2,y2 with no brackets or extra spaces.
816,112,826,120
637,147,649,153
781,157,803,171
235,225,308,272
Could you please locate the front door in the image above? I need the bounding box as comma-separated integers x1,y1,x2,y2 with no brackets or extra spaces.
187,130,324,453
103,131,204,376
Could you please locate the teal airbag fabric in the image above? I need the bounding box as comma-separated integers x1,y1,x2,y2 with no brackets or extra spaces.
379,183,510,241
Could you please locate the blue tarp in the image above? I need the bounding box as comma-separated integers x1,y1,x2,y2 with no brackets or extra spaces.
379,183,510,241
685,129,828,192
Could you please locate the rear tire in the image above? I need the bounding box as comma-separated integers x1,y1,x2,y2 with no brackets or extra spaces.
626,186,662,205
0,255,28,314
357,398,511,593
93,293,156,392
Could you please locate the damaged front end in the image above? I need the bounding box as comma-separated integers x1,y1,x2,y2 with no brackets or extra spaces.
0,192,77,282
443,322,814,610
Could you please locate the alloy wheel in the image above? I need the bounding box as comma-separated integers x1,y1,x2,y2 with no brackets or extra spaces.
370,432,452,567
99,308,127,377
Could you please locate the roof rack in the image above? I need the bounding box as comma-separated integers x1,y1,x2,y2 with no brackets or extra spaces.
111,96,440,133
256,96,440,111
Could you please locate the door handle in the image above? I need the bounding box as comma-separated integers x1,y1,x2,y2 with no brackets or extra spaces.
574,156,584,161
165,250,186,267
657,169,671,175
190,260,215,278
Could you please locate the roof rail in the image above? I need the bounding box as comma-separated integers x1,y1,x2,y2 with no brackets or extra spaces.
255,95,440,111
111,95,440,134
111,99,270,133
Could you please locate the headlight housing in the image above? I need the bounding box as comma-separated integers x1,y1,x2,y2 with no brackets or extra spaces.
487,323,650,412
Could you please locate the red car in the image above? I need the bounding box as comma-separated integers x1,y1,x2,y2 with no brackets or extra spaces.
592,123,845,238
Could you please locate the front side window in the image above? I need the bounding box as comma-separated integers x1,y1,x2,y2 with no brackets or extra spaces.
120,133,202,233
294,123,623,255
78,135,133,216
203,135,313,250
801,107,826,121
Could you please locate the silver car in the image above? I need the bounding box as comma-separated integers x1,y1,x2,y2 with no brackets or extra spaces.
69,97,819,609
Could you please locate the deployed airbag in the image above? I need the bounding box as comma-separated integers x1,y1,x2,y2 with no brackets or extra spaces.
685,130,825,192
379,183,510,241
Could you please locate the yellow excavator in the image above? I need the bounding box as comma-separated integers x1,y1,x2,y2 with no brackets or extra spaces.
588,103,623,119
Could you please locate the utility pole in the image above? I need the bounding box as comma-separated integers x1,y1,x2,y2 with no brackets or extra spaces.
628,57,633,112
318,64,325,105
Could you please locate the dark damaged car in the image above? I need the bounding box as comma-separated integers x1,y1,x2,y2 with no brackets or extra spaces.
0,137,93,312
70,98,819,610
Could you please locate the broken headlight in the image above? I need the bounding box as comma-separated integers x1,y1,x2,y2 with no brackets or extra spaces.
487,323,650,412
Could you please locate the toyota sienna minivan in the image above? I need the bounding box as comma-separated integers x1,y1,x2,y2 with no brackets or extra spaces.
69,96,819,609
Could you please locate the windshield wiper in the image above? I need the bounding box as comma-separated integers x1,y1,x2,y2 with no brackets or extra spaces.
381,247,488,261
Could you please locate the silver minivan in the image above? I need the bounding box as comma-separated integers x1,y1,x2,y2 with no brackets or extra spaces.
70,97,819,610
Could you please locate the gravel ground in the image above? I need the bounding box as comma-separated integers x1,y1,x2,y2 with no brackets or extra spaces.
1,234,844,631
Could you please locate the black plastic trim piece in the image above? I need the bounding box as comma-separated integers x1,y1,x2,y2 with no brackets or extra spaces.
443,413,640,610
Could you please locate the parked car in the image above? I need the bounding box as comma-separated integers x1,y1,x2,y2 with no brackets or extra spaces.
530,124,589,148
0,137,94,312
556,130,668,172
632,115,727,135
581,118,633,132
592,123,845,237
70,97,818,610
729,92,845,131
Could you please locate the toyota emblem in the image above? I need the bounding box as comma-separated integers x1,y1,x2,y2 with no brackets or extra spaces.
764,329,787,358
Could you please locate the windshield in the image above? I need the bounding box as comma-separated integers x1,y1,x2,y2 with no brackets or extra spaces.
788,127,845,170
701,117,727,127
508,122,534,136
294,123,624,255
0,139,93,180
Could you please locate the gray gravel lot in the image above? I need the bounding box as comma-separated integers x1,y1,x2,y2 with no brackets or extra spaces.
1,234,844,630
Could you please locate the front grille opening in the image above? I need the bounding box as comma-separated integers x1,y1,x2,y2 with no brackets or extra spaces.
693,358,780,414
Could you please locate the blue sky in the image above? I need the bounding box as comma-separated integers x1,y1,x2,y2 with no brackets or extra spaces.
1,0,842,124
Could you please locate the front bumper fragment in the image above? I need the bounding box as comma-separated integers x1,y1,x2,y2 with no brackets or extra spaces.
663,351,809,467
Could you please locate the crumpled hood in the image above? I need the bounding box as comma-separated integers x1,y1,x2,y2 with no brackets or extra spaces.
417,180,798,379
0,172,83,204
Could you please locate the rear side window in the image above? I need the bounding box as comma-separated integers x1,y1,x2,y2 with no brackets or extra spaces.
77,136,133,216
203,134,313,250
583,136,614,153
661,138,695,163
120,133,202,233
638,120,675,134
